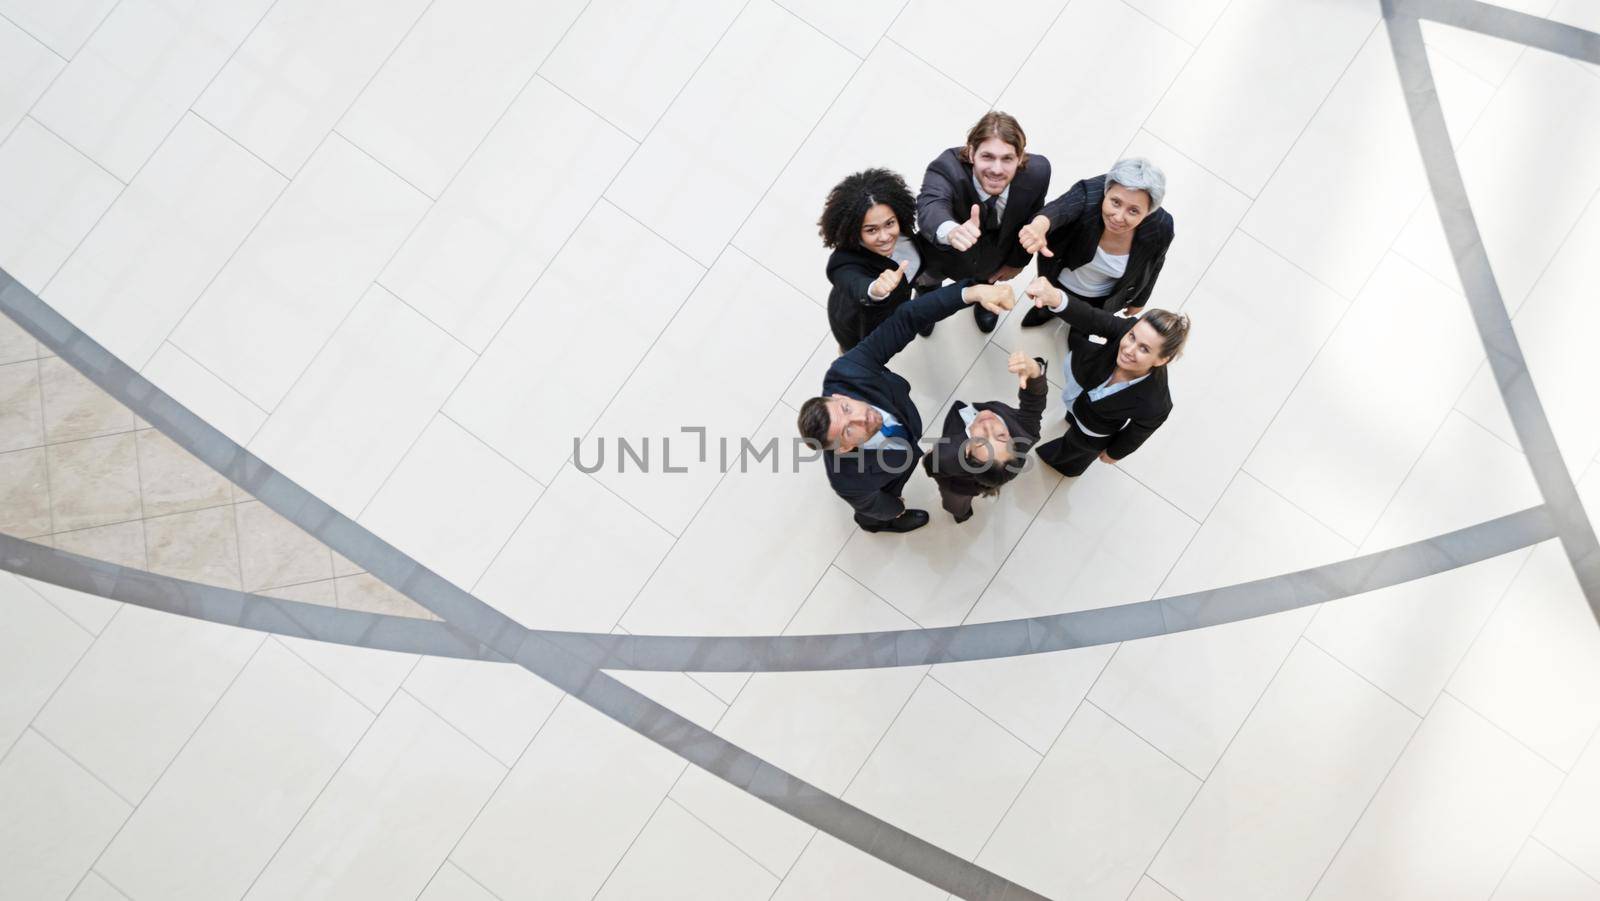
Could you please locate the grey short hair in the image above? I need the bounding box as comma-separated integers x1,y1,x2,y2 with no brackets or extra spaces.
1105,157,1166,211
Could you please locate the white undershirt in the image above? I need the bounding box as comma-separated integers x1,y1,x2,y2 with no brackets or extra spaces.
1051,245,1128,304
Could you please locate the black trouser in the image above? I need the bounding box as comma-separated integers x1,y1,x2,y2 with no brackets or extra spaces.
1036,419,1112,477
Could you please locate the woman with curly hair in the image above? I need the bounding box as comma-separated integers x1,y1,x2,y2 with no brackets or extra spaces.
819,167,936,352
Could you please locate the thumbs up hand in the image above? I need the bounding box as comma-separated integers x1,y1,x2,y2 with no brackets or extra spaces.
869,260,909,301
1018,214,1053,257
1007,350,1042,388
1025,276,1062,310
948,203,983,252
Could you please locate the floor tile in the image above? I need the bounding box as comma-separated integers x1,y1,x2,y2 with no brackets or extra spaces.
605,0,857,265
0,311,39,365
418,862,498,901
38,353,133,443
1241,29,1493,300
441,199,700,482
34,604,262,801
0,445,51,537
272,635,417,715
472,463,673,633
1144,0,1377,196
767,0,903,59
135,427,233,518
932,464,1195,752
169,136,430,410
30,0,275,181
0,118,122,292
620,408,856,671
596,800,778,900
844,678,1039,859
334,573,436,619
998,0,1191,180
977,703,1199,901
0,358,42,452
0,17,63,141
143,505,242,589
888,0,1066,103
16,573,119,637
1306,412,1539,714
95,640,372,901
1392,50,1600,315
359,415,542,589
51,519,145,569
244,692,505,900
1243,253,1483,543
774,830,943,900
0,0,117,58
1128,877,1185,901
1120,231,1346,521
234,500,333,592
1493,840,1600,901
0,730,129,900
540,0,745,140
193,0,429,175
339,0,585,196
379,80,636,353
138,342,266,447
47,432,141,533
586,249,822,534
69,871,131,901
732,39,985,308
451,697,685,901
0,573,90,757
1089,473,1354,775
669,568,925,873
1311,695,1563,901
401,657,563,767
1121,0,1226,45
1536,729,1600,883
44,115,284,370
248,285,475,517
1149,641,1417,901
1448,540,1600,771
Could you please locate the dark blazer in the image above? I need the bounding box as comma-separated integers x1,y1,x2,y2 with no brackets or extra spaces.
1037,174,1175,311
922,361,1049,497
916,147,1051,282
824,234,935,350
1059,298,1173,460
820,280,974,521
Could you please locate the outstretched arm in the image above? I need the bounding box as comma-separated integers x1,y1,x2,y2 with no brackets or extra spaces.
1022,277,1126,340
844,280,1014,370
1006,352,1049,439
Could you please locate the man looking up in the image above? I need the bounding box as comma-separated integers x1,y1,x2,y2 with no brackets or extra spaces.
797,280,1016,533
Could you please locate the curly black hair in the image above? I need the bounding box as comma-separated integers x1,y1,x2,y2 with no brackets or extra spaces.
817,168,918,251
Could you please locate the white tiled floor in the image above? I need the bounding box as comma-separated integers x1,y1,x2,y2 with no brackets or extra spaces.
4,0,1600,898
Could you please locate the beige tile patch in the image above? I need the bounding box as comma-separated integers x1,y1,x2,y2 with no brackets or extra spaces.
47,433,142,532
0,359,43,453
39,356,135,444
235,500,334,591
145,506,242,589
135,429,233,518
0,314,38,365
54,520,147,569
0,447,52,537
336,573,436,620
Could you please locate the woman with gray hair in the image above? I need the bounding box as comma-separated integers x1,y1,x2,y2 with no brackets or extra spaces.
1015,157,1175,325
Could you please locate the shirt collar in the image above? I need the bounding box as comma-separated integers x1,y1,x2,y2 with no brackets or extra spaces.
970,172,1010,206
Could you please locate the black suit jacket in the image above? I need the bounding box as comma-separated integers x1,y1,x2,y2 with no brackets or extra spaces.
1037,174,1175,311
916,147,1051,281
820,280,974,520
1059,299,1173,460
922,361,1049,498
824,234,935,350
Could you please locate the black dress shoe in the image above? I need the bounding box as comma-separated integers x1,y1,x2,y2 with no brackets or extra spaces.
856,509,930,533
1020,305,1055,328
916,320,935,338
973,303,999,333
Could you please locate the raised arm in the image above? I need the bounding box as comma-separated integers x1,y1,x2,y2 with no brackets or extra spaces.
1014,356,1049,440
916,153,961,239
1022,277,1127,340
844,280,1013,370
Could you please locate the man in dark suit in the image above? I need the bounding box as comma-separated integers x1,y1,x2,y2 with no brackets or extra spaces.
916,111,1051,333
922,352,1049,523
798,281,1016,533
